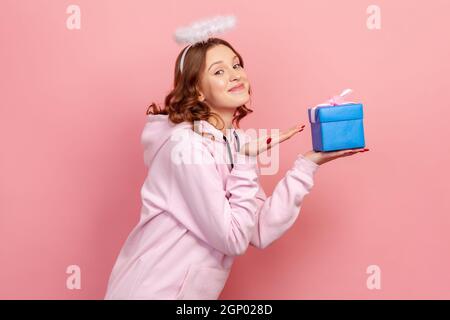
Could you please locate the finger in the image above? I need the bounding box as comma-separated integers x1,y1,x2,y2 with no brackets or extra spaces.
324,150,350,157
352,148,369,153
281,125,305,141
269,123,306,146
241,124,308,156
279,122,306,140
323,149,359,158
338,148,370,157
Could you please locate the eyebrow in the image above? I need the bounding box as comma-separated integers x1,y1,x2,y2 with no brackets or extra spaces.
208,55,239,71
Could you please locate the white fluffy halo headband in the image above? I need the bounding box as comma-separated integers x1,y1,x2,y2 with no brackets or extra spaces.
174,15,237,73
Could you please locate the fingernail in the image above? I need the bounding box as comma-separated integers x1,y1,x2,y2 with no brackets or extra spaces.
266,137,272,144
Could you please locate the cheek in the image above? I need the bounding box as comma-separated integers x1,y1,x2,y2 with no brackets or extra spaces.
210,78,228,93
241,72,249,83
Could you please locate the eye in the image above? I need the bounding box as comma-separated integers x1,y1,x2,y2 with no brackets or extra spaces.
214,63,242,75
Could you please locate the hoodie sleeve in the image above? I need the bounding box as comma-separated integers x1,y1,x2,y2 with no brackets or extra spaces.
167,140,260,256
250,154,320,249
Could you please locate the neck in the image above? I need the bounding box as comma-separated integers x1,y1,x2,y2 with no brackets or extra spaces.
208,108,236,135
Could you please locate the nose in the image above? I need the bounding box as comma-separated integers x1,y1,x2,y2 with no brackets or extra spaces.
230,73,240,83
230,68,241,81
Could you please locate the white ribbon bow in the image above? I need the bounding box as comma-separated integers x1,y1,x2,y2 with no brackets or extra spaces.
310,88,356,123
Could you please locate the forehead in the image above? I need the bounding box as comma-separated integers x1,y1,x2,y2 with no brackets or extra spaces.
205,44,237,64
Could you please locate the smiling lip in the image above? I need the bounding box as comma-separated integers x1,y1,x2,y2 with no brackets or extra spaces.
228,84,245,92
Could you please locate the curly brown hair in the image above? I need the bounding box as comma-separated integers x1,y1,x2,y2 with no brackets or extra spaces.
146,37,253,130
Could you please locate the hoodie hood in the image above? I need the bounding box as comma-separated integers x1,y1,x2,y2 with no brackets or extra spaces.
140,114,241,167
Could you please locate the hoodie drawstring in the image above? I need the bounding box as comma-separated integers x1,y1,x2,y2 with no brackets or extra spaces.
223,131,240,170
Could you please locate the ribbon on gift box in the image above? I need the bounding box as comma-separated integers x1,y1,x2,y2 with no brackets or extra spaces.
310,88,356,123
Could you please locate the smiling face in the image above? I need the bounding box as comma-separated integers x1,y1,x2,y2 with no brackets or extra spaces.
197,44,250,111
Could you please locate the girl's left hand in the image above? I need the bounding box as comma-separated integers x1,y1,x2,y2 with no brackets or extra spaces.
240,123,305,156
302,148,370,166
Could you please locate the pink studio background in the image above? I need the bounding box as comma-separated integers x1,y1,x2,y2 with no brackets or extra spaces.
1,0,450,299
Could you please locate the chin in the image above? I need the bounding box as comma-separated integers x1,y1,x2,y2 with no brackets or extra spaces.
239,96,250,106
240,97,250,105
230,94,250,106
216,93,250,109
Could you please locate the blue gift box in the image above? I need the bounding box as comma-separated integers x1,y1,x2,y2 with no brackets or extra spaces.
308,103,365,152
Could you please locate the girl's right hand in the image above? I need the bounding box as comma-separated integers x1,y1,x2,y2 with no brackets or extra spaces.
240,123,306,156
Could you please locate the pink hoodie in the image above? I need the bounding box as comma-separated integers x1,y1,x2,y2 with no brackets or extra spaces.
104,114,320,300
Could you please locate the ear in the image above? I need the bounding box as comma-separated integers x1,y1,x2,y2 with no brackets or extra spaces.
196,85,206,102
